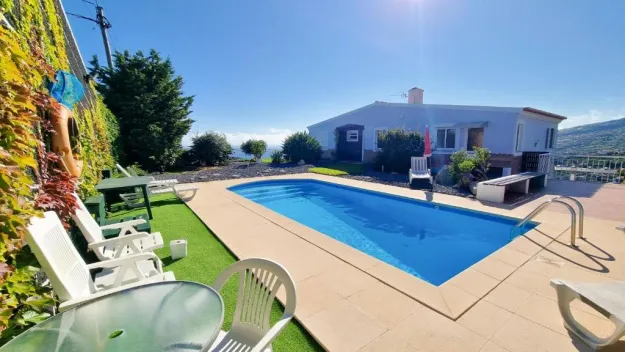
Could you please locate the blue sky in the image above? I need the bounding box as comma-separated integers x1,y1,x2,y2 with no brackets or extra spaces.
64,0,625,146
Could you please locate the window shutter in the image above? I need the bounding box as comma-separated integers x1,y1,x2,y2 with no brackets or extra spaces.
545,129,550,149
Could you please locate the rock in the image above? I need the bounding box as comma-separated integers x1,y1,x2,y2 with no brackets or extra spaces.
263,169,272,173
469,181,478,195
279,169,286,173
298,159,306,166
434,165,454,186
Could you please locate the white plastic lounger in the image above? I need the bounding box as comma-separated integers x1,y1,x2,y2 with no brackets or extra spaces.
409,157,432,188
72,194,164,260
27,211,175,312
120,183,199,208
116,163,179,186
551,279,625,349
209,258,296,352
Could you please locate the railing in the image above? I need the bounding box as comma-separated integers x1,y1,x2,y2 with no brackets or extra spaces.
511,197,582,247
551,196,584,238
550,154,625,184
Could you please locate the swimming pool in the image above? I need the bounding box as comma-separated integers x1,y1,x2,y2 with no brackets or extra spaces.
229,179,535,286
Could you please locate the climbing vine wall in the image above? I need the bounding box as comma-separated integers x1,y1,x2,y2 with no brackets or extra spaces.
0,0,118,342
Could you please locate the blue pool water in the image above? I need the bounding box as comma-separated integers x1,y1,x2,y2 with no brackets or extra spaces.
229,180,535,285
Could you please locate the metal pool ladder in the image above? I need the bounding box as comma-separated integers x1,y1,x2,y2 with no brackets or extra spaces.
510,196,584,247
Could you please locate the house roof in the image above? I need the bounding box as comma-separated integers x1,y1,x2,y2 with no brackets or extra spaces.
307,101,566,129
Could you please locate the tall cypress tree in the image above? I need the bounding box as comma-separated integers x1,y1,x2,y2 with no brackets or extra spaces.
90,50,194,171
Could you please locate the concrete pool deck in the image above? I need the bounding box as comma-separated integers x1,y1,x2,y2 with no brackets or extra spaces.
184,174,625,352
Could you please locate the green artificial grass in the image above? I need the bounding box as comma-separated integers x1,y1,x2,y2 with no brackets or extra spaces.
108,194,323,352
308,163,365,176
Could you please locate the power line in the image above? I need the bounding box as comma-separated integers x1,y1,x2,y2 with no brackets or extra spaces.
66,4,113,69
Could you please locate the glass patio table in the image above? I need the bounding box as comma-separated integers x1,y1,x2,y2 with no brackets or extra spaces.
1,281,224,352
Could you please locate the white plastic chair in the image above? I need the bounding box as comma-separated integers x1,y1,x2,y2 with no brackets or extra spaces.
71,194,164,260
551,279,625,350
409,156,432,186
27,212,175,312
117,163,178,187
209,258,297,352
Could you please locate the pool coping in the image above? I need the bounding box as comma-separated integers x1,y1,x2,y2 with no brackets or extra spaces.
208,173,568,320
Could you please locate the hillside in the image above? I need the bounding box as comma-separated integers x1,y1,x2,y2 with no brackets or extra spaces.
556,118,625,155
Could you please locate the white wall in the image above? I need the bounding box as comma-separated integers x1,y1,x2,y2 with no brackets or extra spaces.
308,103,522,154
519,113,561,152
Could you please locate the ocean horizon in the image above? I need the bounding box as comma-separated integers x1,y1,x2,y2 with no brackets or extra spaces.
231,147,280,159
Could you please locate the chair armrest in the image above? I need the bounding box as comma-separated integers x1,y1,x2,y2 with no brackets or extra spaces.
87,233,147,257
251,315,293,352
100,219,146,230
86,252,159,270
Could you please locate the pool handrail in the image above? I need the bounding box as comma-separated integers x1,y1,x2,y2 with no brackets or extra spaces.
511,198,578,247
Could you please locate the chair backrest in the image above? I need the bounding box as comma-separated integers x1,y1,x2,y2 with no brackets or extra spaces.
211,258,296,335
411,157,428,172
126,165,139,177
26,212,95,302
116,163,132,177
71,194,106,246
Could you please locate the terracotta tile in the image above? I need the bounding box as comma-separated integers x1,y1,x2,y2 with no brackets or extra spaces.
392,306,487,352
516,294,613,337
439,283,479,317
471,256,517,281
294,275,343,318
358,330,418,352
447,268,500,297
314,264,378,298
458,300,513,338
484,282,532,313
479,341,510,352
492,315,590,352
348,281,422,328
303,299,386,352
491,247,532,267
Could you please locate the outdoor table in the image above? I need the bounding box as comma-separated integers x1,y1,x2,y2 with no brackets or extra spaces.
96,176,154,219
1,281,224,352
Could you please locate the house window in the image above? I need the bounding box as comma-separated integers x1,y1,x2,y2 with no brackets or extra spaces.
374,128,388,150
346,130,359,142
545,128,556,149
515,123,524,152
466,127,484,151
436,128,456,149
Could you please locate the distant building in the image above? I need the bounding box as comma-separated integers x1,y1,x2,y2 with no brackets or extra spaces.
307,87,567,175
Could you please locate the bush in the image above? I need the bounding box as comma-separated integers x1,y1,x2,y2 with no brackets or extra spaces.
373,129,425,173
128,163,148,176
270,150,284,164
240,139,267,161
282,132,322,163
449,147,491,188
190,132,233,166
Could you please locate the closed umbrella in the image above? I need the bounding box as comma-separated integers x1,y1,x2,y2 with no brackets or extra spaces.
424,125,432,157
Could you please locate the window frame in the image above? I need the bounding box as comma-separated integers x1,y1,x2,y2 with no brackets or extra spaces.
346,130,359,142
545,127,556,149
465,127,485,151
515,122,525,153
436,127,456,150
374,128,388,150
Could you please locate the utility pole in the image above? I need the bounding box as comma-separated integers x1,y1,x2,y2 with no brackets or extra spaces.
67,2,113,70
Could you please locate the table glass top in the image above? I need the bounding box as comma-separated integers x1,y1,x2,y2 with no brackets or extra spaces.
2,281,224,352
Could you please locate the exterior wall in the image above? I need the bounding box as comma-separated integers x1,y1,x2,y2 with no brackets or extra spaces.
518,113,560,153
307,103,522,156
491,154,523,174
363,150,378,162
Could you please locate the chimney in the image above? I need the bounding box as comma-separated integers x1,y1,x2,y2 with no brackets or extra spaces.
408,87,424,104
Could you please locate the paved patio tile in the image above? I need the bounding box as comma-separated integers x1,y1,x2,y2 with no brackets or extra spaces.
484,282,532,313
457,300,513,339
358,330,418,352
347,281,423,329
471,256,517,281
392,306,487,352
479,341,510,352
490,247,532,267
303,299,386,352
312,264,378,298
295,275,344,319
491,315,591,352
439,283,479,317
446,268,500,297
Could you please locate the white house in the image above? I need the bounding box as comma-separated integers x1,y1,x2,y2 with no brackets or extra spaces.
307,87,566,175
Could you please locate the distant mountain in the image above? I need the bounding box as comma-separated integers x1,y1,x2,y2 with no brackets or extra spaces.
556,118,625,155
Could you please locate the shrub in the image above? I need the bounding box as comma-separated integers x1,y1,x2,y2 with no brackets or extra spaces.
240,139,267,161
373,129,424,173
282,132,322,163
190,132,233,166
128,163,148,176
270,150,284,164
449,147,492,188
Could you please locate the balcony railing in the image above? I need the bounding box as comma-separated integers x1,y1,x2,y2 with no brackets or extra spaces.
550,155,625,183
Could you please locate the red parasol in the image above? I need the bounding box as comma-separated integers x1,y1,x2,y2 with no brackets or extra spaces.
424,125,432,157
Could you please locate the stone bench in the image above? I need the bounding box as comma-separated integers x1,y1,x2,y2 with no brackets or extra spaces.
477,172,548,203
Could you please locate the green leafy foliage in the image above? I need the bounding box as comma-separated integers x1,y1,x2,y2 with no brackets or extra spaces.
373,129,425,173
449,147,491,187
240,139,267,160
90,49,194,171
270,150,284,164
190,132,233,166
282,132,322,163
557,118,625,155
